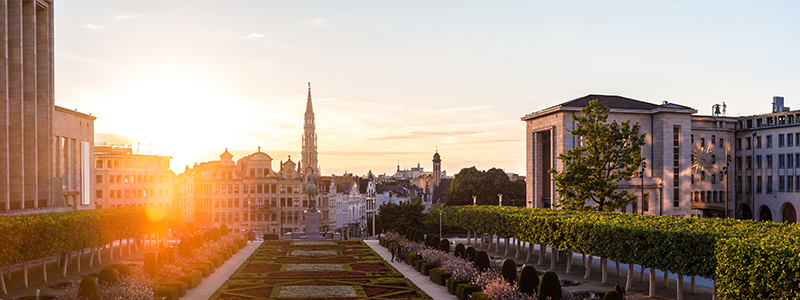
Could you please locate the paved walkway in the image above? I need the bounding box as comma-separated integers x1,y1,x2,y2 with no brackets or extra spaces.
364,240,458,300
184,240,261,300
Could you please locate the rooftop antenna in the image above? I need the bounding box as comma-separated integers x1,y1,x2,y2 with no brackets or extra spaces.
136,142,140,155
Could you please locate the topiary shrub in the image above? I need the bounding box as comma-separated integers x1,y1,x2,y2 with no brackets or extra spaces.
117,264,132,278
537,270,562,300
454,243,465,257
178,240,192,258
98,267,118,285
502,259,517,283
602,290,623,300
465,247,477,262
79,276,99,300
415,231,424,243
164,247,176,264
425,235,433,247
144,252,157,278
407,228,415,240
431,235,440,249
220,224,229,236
203,230,214,242
474,251,490,272
157,249,170,267
398,224,407,236
518,265,539,295
439,238,450,252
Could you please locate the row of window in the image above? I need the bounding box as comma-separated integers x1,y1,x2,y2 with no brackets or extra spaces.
692,191,726,202
96,189,171,198
210,184,301,194
96,174,170,184
691,134,724,149
736,175,800,194
691,171,724,184
738,153,800,170
96,159,168,170
738,133,800,150
741,114,797,129
197,168,293,181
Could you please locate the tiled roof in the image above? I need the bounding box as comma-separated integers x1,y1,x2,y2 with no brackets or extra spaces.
561,94,660,110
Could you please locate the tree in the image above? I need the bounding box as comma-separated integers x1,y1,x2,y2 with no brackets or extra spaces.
378,201,425,232
445,167,525,206
548,99,646,211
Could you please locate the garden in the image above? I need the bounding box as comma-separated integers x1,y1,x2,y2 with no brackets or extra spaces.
209,240,432,299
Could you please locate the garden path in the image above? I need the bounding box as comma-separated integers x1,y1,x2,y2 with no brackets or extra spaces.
364,240,458,300
184,240,262,300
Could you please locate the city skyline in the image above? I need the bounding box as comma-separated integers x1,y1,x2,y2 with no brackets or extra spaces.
54,1,800,175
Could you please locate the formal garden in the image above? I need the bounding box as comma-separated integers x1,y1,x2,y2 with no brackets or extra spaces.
428,205,800,299
0,207,248,300
209,240,432,299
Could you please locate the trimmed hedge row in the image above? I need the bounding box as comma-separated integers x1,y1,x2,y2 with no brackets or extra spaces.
0,206,180,267
438,205,800,299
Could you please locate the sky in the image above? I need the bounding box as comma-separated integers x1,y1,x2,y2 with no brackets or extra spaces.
54,1,800,176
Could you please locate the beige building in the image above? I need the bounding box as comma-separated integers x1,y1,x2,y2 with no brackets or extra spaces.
93,144,174,209
522,95,737,218
0,0,96,214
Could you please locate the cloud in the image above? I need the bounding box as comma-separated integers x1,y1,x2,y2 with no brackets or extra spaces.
112,15,145,21
82,24,106,30
309,18,330,27
244,33,265,39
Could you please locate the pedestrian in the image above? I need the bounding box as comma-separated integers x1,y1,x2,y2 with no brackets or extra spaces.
390,245,396,261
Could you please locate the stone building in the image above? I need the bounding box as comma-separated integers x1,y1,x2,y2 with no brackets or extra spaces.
522,94,737,218
93,144,174,209
0,0,96,214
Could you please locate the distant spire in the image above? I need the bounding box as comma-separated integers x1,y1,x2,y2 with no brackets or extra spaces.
302,82,318,173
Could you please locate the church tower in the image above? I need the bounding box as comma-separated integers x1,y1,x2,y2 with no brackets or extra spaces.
432,150,441,187
301,82,319,174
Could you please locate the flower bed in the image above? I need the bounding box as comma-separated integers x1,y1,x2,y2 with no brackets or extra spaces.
210,240,431,299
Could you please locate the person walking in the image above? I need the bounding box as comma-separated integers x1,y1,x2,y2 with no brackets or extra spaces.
390,245,396,261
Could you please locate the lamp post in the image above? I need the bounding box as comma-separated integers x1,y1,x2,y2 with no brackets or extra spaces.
439,208,442,238
498,194,503,206
723,153,731,218
472,195,477,205
641,160,646,215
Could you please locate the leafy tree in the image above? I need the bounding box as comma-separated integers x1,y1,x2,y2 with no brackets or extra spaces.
445,167,525,206
548,99,646,211
378,201,425,232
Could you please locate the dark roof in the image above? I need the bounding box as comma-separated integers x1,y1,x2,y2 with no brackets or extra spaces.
561,94,660,110
662,102,693,109
432,178,453,204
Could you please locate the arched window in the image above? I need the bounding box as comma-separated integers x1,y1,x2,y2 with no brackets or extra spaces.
712,135,716,145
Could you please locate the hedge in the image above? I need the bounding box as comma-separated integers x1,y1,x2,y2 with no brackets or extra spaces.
438,205,800,299
0,206,180,267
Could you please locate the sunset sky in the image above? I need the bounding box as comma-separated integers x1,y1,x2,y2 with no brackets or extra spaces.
55,1,800,176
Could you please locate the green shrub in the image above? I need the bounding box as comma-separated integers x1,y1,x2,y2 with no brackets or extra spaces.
537,270,562,300
78,276,99,300
471,292,491,300
439,238,450,252
415,231,424,243
602,290,623,300
164,247,176,264
178,240,192,258
502,259,517,283
474,251,490,272
219,224,228,236
465,247,477,262
454,243,465,257
431,235,440,249
116,264,131,277
98,267,118,285
518,265,539,295
157,249,170,267
398,224,407,236
144,252,157,277
425,234,432,246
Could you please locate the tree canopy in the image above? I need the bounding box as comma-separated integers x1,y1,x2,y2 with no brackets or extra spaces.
445,166,525,206
549,99,646,211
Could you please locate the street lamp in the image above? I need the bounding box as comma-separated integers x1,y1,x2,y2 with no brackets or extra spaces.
498,194,503,206
723,153,731,218
641,159,646,215
439,208,442,238
472,195,477,205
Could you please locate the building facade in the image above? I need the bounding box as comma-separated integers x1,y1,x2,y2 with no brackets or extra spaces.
93,144,174,209
522,95,737,218
0,1,96,214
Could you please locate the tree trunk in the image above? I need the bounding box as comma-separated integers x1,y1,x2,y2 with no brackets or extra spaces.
625,263,634,291
649,268,656,297
504,237,510,256
22,260,28,288
77,249,82,274
127,238,132,255
98,246,103,265
89,248,94,269
601,257,608,284
640,264,645,282
479,233,483,248
663,270,669,288
42,257,47,283
584,255,593,279
615,261,621,277
526,243,533,263
110,243,114,261
538,244,545,266
566,252,573,274
5,264,10,280
691,275,696,293
466,231,471,245
494,235,499,252
119,239,123,258
515,239,521,259
550,247,557,270
0,265,6,295
62,253,68,277
677,274,684,300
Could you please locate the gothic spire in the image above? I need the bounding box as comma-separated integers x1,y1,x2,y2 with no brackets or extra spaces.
301,82,318,174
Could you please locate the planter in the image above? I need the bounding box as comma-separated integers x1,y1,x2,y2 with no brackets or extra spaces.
191,262,213,276
214,254,225,267
404,253,415,265
455,283,481,300
414,259,427,271
471,291,491,300
422,263,435,276
159,281,188,297
178,270,202,289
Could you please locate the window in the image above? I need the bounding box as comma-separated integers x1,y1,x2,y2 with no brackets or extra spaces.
791,176,795,192
712,135,716,145
701,171,706,181
767,175,773,193
789,134,794,147
789,154,794,168
780,176,786,191
737,138,742,150
719,138,724,148
673,127,680,208
711,174,716,184
797,133,800,146
691,134,694,143
766,135,772,148
757,176,762,193
96,160,103,169
780,134,786,147
96,175,102,183
756,155,762,169
701,137,705,147
712,154,716,164
780,154,786,168
250,168,255,178
96,190,102,198
746,137,752,150
766,155,772,168
736,157,742,170
796,176,800,192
